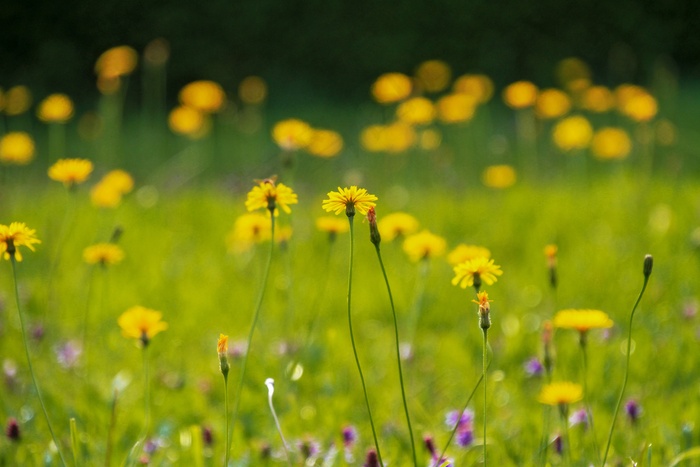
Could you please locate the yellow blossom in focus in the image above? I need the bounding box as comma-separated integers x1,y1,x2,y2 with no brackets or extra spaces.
226,213,272,253
415,60,451,93
482,164,517,189
622,92,658,122
272,119,313,151
447,244,491,266
315,216,350,236
553,309,613,333
556,58,591,90
582,86,615,113
179,80,226,113
437,93,477,123
83,243,124,266
0,132,35,165
378,212,420,241
239,76,268,105
396,97,436,125
168,105,210,139
307,129,343,158
37,94,74,123
322,186,377,217
535,89,571,119
4,86,32,116
452,256,503,289
552,115,593,151
95,46,138,79
118,306,167,345
538,381,583,406
371,73,412,104
0,222,41,262
503,81,538,109
472,290,493,308
453,74,494,103
245,179,298,215
48,158,94,187
591,127,632,160
402,230,446,262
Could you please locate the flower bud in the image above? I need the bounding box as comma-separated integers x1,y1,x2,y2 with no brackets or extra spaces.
367,207,381,246
643,254,653,278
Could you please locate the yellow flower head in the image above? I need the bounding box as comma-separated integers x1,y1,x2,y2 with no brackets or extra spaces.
4,85,32,116
217,334,229,356
437,93,477,124
48,158,94,187
402,230,446,262
384,122,417,153
582,86,615,113
591,127,632,160
447,244,491,266
552,115,593,152
472,290,493,308
453,74,494,104
118,306,167,346
226,213,272,254
378,212,420,241
0,132,35,165
272,119,313,151
179,80,226,114
538,381,584,406
168,105,210,139
503,81,538,109
452,256,503,289
37,94,74,123
622,93,658,122
371,72,413,104
415,60,451,93
83,243,124,266
556,57,591,90
535,89,571,119
307,129,343,158
245,178,298,215
553,309,613,333
397,97,436,126
315,216,350,235
322,186,377,217
101,169,135,194
0,222,41,261
482,164,517,189
239,76,268,105
95,46,138,79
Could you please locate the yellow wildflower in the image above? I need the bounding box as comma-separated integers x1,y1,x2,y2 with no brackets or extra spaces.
37,94,75,123
538,382,584,406
245,178,298,215
0,132,35,165
322,186,377,217
591,127,632,160
452,256,503,289
396,97,436,125
4,85,32,116
371,73,412,104
0,222,41,262
453,74,494,103
315,217,350,236
118,306,167,346
272,119,313,151
503,81,538,109
83,243,124,266
48,158,94,187
402,230,446,262
535,89,571,119
226,213,272,253
168,105,210,138
552,115,593,151
179,80,226,113
307,129,343,158
95,46,138,79
377,212,419,241
447,244,491,266
437,93,477,123
582,86,615,113
415,60,451,93
482,165,517,189
553,309,613,333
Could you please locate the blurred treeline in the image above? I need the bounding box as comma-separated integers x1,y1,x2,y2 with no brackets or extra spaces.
1,0,699,105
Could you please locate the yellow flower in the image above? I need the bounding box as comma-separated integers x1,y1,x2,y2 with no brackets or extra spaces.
414,60,451,93
226,213,272,253
307,129,343,158
322,186,377,217
0,132,35,165
371,73,412,104
553,309,613,333
272,119,313,151
239,76,267,105
555,57,591,90
168,105,210,138
396,97,436,125
402,230,446,262
0,222,41,262
91,183,122,208
582,86,615,113
419,129,442,150
95,46,138,79
591,127,632,160
83,243,124,266
453,74,494,103
552,115,593,152
384,122,417,153
48,158,94,187
179,80,226,113
101,169,135,194
614,84,646,111
452,256,503,289
437,93,477,123
245,179,298,215
118,306,167,345
275,225,293,244
621,92,658,122
544,244,558,260
4,85,32,116
535,89,571,119
360,125,387,152
503,81,538,109
447,244,491,266
538,381,584,406
377,212,419,241
37,94,74,123
472,290,493,307
315,216,350,235
482,164,517,189
217,333,229,355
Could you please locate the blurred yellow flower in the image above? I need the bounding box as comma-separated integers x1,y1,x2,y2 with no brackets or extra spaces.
4,85,32,116
553,309,613,332
544,244,558,260
360,125,387,152
226,213,272,253
272,119,313,151
95,45,138,79
371,73,412,104
307,129,343,158
384,122,417,153
556,57,591,90
83,243,124,266
217,334,229,355
90,170,134,209
415,60,452,93
396,97,436,125
538,381,583,406
0,132,35,165
143,38,170,67
419,129,442,150
552,115,593,151
452,256,503,289
378,212,420,241
37,93,74,123
97,75,122,95
402,230,446,262
614,84,646,110
315,216,350,236
447,244,491,266
246,179,298,215
655,119,677,146
503,81,538,109
0,222,41,262
48,158,94,187
622,92,658,122
179,80,226,113
482,164,517,189
118,306,167,345
239,76,268,105
437,93,477,123
101,169,135,194
591,127,632,160
168,105,210,139
535,89,571,119
453,74,494,103
582,86,615,113
275,225,293,244
322,186,377,217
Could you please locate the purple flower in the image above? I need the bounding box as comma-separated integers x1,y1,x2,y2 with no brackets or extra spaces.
363,449,379,467
5,417,19,441
523,357,544,377
456,427,474,447
553,433,563,455
54,340,82,369
202,425,213,446
297,438,321,460
568,409,588,429
342,425,358,447
445,408,474,429
625,399,641,424
423,434,437,457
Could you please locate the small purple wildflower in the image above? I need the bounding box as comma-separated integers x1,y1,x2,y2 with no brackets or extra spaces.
297,437,321,460
5,417,19,441
363,449,379,467
568,408,588,429
424,434,437,457
456,427,474,447
523,357,544,377
625,399,641,424
202,425,213,446
552,433,563,455
54,340,82,369
342,425,358,447
445,408,474,429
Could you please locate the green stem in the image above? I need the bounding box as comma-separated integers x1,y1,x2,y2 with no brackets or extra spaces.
482,328,488,466
562,405,573,467
602,274,650,466
580,338,601,464
229,211,275,458
347,216,384,466
437,372,485,463
373,244,417,467
143,345,151,436
11,258,67,466
224,377,230,467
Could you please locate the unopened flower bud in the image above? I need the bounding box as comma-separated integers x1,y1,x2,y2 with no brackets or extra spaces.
363,449,379,467
367,207,381,246
5,417,19,441
643,254,653,278
217,334,229,379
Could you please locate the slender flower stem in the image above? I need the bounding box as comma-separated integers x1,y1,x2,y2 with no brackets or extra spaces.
482,328,488,466
579,339,601,464
11,258,68,466
223,378,230,467
265,378,292,466
347,217,384,466
229,211,276,458
602,273,650,466
372,243,418,467
438,372,485,463
562,406,573,467
143,345,151,435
